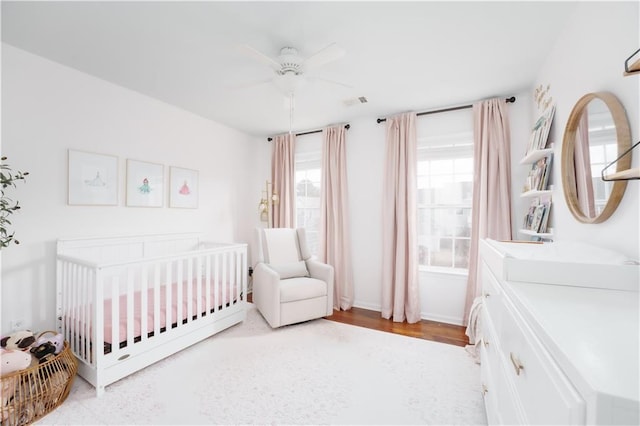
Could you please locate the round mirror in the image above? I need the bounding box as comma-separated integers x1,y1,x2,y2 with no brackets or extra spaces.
561,92,631,223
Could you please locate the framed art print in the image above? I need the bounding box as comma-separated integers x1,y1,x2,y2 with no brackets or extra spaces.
126,159,164,207
169,166,198,208
68,149,118,205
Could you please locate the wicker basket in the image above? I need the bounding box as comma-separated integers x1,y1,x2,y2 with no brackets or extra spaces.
1,332,78,426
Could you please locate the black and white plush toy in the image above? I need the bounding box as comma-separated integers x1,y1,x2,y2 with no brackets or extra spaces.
30,342,57,364
0,331,36,351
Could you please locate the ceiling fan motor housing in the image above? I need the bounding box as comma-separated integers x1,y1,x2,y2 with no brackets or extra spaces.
278,47,302,75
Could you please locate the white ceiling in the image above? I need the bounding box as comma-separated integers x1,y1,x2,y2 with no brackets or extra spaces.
2,1,579,137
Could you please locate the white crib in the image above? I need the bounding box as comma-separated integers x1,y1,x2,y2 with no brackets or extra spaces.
56,233,247,396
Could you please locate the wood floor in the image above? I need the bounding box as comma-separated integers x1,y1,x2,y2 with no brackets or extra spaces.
326,306,469,347
248,293,469,347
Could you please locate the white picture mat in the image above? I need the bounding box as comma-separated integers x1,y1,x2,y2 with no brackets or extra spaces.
126,160,164,207
68,149,118,205
169,166,199,208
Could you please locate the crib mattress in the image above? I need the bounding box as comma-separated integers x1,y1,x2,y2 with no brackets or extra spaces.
102,279,240,346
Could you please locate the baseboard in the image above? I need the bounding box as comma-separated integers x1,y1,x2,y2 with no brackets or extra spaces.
420,312,464,327
352,300,463,327
352,301,381,312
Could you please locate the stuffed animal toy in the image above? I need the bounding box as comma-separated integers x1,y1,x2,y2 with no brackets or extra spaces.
0,331,35,351
30,342,56,364
1,348,32,422
0,348,31,376
34,332,64,355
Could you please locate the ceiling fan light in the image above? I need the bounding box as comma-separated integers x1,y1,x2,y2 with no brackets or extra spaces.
273,73,307,95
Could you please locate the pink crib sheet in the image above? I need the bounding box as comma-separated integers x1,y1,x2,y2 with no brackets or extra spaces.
103,280,239,345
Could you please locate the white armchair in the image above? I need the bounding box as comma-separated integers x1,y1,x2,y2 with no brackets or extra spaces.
252,227,334,328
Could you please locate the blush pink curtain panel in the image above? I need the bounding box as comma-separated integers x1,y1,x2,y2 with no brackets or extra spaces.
463,98,513,324
382,112,421,324
320,125,354,311
271,133,296,228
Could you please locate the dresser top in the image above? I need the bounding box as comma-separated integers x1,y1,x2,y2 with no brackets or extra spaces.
508,280,639,403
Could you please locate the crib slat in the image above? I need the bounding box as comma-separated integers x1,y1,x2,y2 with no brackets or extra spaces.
214,253,220,312
166,261,172,330
222,252,227,311
230,252,237,304
153,263,161,336
196,256,202,319
141,265,148,342
95,269,104,367
111,276,120,355
72,263,80,355
83,267,91,360
205,255,212,315
187,258,193,322
177,259,183,328
126,269,134,347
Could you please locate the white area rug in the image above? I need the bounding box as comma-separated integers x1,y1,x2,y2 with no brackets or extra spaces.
37,304,487,425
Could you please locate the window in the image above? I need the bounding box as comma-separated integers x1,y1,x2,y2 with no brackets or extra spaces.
294,134,323,256
416,109,474,272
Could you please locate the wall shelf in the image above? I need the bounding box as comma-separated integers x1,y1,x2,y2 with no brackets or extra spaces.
602,167,640,181
624,48,640,76
521,189,552,198
520,145,554,164
518,229,553,238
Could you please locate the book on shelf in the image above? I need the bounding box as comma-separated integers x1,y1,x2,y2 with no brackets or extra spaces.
525,104,556,155
538,201,551,233
523,199,551,233
524,153,553,192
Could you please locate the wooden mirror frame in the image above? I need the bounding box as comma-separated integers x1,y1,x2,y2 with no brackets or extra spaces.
561,92,631,224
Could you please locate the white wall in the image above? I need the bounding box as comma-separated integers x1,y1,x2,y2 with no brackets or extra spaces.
1,44,263,334
533,2,639,259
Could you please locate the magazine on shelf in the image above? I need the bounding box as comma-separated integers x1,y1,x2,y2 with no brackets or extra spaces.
531,204,545,233
523,199,551,233
525,104,556,155
538,201,551,233
539,153,553,191
525,154,552,192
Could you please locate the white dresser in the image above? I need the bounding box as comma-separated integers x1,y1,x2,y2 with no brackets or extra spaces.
478,238,639,425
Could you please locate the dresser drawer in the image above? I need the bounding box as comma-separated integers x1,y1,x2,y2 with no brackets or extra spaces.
480,311,526,425
481,260,505,334
499,296,585,424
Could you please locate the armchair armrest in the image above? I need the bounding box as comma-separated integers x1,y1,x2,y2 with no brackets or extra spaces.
253,262,282,328
306,259,335,315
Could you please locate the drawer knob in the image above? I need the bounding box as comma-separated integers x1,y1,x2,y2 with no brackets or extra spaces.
482,384,488,395
510,352,524,376
483,292,491,298
483,339,489,347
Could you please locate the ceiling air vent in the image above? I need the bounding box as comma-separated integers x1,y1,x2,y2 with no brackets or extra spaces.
343,96,368,107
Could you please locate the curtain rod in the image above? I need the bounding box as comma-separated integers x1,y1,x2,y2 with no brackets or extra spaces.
376,96,516,124
267,124,350,142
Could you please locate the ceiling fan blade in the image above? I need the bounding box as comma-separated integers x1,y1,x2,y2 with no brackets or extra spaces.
302,43,346,71
239,44,281,71
228,77,273,90
308,75,353,89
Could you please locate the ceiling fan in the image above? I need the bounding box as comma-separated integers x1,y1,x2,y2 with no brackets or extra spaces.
236,42,352,96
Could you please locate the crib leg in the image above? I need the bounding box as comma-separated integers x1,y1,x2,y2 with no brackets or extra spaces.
96,385,105,397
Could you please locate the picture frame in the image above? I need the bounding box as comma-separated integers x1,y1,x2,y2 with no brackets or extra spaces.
169,166,199,208
68,149,118,206
126,159,164,207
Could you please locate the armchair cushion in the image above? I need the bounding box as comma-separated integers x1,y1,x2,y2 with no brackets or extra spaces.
280,277,327,303
269,261,310,279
